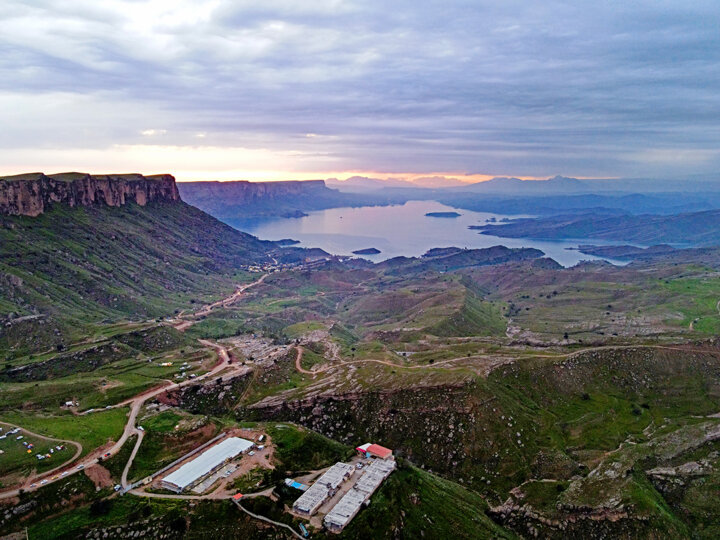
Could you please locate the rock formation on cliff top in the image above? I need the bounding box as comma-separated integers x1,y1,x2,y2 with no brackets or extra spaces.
0,172,180,216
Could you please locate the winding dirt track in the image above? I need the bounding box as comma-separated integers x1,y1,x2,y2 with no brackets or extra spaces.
3,269,718,509
0,274,270,501
294,345,476,375
293,340,720,379
0,343,239,501
171,273,269,332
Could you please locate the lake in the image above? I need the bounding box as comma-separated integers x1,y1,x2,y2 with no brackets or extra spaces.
235,200,627,267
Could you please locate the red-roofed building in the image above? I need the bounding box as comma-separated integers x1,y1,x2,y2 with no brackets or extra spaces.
365,444,393,460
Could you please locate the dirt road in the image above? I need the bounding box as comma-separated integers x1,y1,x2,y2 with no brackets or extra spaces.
0,338,238,500
0,274,270,500
171,273,269,332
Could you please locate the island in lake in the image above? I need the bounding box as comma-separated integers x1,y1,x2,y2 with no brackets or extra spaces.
352,247,382,255
425,211,461,218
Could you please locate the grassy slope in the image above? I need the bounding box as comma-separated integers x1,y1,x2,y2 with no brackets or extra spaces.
128,411,221,482
0,201,271,357
268,423,354,473
254,344,720,536
0,408,128,458
338,461,516,539
0,326,210,413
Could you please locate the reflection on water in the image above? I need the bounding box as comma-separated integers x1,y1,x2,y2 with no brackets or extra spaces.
231,201,628,267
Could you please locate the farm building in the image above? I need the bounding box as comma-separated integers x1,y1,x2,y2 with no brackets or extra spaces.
292,462,355,516
324,458,397,533
160,437,253,493
355,442,393,460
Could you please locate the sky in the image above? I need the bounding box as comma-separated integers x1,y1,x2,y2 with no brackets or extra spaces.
1,0,719,182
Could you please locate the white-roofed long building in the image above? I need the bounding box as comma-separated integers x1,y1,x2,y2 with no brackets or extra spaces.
292,462,355,516
160,437,253,493
324,459,396,533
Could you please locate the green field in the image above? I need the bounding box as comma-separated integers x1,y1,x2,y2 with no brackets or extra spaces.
0,430,71,486
0,408,128,459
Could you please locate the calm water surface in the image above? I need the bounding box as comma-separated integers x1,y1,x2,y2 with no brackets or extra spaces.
237,201,627,267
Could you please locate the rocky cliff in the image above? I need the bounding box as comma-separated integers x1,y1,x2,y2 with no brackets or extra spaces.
0,172,181,216
178,179,329,204
177,179,403,222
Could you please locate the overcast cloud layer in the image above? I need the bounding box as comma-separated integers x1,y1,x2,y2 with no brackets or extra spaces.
1,0,720,180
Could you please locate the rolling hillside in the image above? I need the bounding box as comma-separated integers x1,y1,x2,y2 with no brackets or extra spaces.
0,199,274,356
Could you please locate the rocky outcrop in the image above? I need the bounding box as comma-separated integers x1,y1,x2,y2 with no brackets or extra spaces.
176,179,380,220
178,179,328,204
0,172,180,216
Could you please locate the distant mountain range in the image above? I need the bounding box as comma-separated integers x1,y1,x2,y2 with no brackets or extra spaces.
326,175,468,191
329,173,720,195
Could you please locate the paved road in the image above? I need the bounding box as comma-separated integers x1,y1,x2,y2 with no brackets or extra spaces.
121,430,144,488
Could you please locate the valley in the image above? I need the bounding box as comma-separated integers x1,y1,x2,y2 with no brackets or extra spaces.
3,173,720,538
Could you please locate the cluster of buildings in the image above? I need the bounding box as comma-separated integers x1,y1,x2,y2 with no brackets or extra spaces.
160,436,254,493
293,462,356,516
324,458,396,533
291,442,395,533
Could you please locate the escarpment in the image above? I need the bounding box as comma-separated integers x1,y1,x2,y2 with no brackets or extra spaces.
178,179,329,205
0,172,181,216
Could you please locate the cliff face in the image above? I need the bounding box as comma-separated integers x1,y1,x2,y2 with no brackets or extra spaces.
178,179,328,204
177,180,332,218
177,179,376,221
0,172,181,216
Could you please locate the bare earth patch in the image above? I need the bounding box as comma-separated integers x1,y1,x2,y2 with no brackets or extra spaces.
84,464,113,489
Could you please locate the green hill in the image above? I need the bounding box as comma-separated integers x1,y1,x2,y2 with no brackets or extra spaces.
0,201,273,357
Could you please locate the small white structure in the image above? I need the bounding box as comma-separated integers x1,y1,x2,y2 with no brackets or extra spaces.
160,437,253,493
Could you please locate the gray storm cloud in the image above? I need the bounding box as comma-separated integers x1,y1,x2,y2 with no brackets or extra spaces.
1,0,719,178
